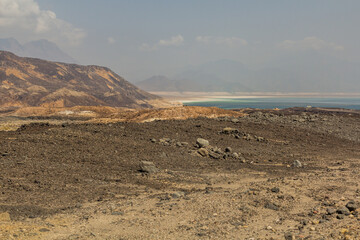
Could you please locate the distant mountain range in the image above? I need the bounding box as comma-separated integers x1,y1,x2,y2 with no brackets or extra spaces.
0,51,159,108
136,55,360,93
0,38,76,63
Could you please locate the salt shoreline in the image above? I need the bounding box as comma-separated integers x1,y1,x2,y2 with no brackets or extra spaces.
150,91,360,104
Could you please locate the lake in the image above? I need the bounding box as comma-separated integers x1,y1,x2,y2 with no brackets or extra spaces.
184,97,360,110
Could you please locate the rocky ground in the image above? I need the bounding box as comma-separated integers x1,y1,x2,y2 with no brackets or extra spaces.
0,107,359,239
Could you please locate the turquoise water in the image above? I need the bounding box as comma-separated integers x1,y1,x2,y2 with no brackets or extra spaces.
184,97,360,110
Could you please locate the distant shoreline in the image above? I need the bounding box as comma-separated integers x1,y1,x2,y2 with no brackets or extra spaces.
151,91,360,104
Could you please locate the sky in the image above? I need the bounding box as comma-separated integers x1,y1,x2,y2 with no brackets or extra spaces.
1,0,360,82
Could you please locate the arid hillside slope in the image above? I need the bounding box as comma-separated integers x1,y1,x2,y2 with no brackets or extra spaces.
0,51,160,108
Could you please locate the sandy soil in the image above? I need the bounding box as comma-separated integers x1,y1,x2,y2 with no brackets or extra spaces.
0,107,359,239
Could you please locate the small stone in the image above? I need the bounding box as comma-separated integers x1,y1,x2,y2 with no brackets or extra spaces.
198,148,209,157
346,201,358,212
266,226,273,230
326,208,336,215
292,160,302,168
337,214,345,219
1,152,9,157
322,214,331,221
312,219,319,225
196,138,209,148
139,161,159,174
265,202,279,211
209,152,221,159
150,138,156,143
310,227,316,231
232,152,239,158
111,211,124,216
256,136,265,142
231,118,239,123
300,219,308,225
284,232,295,240
75,203,82,208
39,228,50,232
337,207,350,216
271,187,280,193
171,192,185,199
222,127,238,134
225,147,232,153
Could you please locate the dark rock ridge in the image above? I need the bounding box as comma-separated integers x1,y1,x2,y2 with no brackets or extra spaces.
0,51,160,108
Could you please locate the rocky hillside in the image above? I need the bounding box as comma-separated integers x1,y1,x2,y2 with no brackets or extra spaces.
0,51,161,108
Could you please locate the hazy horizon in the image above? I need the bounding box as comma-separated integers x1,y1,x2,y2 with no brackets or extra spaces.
1,0,360,90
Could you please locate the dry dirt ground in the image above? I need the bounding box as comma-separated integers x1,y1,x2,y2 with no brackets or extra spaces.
0,107,359,239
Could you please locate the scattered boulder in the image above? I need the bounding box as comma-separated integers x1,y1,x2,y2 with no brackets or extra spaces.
337,207,350,216
150,138,156,143
139,161,159,174
198,148,209,157
225,147,232,153
271,187,280,193
326,208,336,215
346,201,358,212
265,202,279,211
209,152,221,159
221,127,239,134
1,152,9,157
231,118,239,123
196,138,209,148
239,156,246,163
243,134,254,141
284,232,295,240
255,136,266,142
292,160,302,168
213,147,223,154
171,191,185,199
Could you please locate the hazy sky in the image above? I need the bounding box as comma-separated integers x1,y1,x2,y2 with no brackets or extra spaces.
1,0,360,81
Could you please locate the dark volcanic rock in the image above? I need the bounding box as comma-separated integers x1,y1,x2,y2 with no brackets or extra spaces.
337,207,350,216
265,202,279,211
346,201,358,212
225,147,232,153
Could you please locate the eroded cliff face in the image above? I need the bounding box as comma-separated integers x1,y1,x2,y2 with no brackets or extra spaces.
0,51,160,108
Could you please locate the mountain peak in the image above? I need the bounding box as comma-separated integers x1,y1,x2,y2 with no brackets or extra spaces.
0,38,76,63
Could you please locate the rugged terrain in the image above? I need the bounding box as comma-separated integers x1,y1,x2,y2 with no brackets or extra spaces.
0,107,359,239
0,51,161,109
